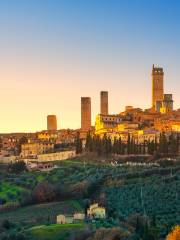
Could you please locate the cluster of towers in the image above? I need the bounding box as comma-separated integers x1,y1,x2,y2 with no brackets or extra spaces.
81,91,108,132
46,65,174,132
152,64,173,113
46,91,109,132
80,65,174,132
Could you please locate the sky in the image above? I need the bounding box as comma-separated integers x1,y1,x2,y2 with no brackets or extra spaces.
0,0,180,133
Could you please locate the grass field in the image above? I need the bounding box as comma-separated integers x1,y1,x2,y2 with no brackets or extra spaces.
28,223,85,240
0,200,83,226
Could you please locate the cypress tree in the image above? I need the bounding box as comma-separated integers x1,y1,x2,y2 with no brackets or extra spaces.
159,132,168,154
127,133,131,155
76,132,82,154
154,136,158,152
143,140,146,155
118,137,122,154
85,131,90,151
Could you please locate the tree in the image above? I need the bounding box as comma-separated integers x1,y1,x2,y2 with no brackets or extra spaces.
95,135,103,156
127,134,131,155
169,134,179,155
148,140,155,155
32,181,56,203
7,161,27,174
76,132,82,154
130,137,135,154
159,132,168,154
143,141,146,155
16,136,28,155
154,137,158,153
86,131,93,152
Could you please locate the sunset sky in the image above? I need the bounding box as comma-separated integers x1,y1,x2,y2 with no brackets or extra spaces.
0,0,180,133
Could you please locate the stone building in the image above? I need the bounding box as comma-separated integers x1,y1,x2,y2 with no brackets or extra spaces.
56,213,84,224
100,91,108,115
95,114,123,134
152,65,174,113
20,142,54,158
56,214,73,224
160,94,174,113
81,97,91,131
57,215,66,224
152,65,164,110
134,129,160,144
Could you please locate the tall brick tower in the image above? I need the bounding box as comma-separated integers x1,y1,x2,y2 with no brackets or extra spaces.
47,115,57,131
81,97,91,131
152,64,164,110
100,91,108,115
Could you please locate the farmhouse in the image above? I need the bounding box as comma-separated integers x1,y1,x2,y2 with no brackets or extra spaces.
57,212,85,224
56,215,73,224
87,203,106,219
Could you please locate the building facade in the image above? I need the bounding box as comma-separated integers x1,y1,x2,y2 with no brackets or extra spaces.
21,142,54,158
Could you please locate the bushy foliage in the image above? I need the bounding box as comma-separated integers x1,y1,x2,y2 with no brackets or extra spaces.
76,132,83,154
87,227,130,240
106,175,180,236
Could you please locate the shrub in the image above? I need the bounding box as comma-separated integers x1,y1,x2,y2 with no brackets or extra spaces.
19,191,32,206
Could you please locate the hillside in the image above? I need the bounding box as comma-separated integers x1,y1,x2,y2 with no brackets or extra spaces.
0,157,179,239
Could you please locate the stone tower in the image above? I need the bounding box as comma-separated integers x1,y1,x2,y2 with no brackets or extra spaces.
161,94,174,113
100,91,108,115
152,64,164,110
47,115,57,131
81,97,91,131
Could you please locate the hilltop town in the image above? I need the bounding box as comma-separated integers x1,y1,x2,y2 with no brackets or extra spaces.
0,65,179,163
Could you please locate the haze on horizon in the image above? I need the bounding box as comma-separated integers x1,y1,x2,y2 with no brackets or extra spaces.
0,0,180,133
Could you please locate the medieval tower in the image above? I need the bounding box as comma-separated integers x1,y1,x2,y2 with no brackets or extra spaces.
81,97,91,131
152,64,164,110
100,91,108,115
47,115,57,131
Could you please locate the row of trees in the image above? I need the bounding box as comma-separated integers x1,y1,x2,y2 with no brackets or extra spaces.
76,132,179,157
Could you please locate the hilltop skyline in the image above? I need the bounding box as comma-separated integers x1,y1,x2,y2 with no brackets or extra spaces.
0,0,180,132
